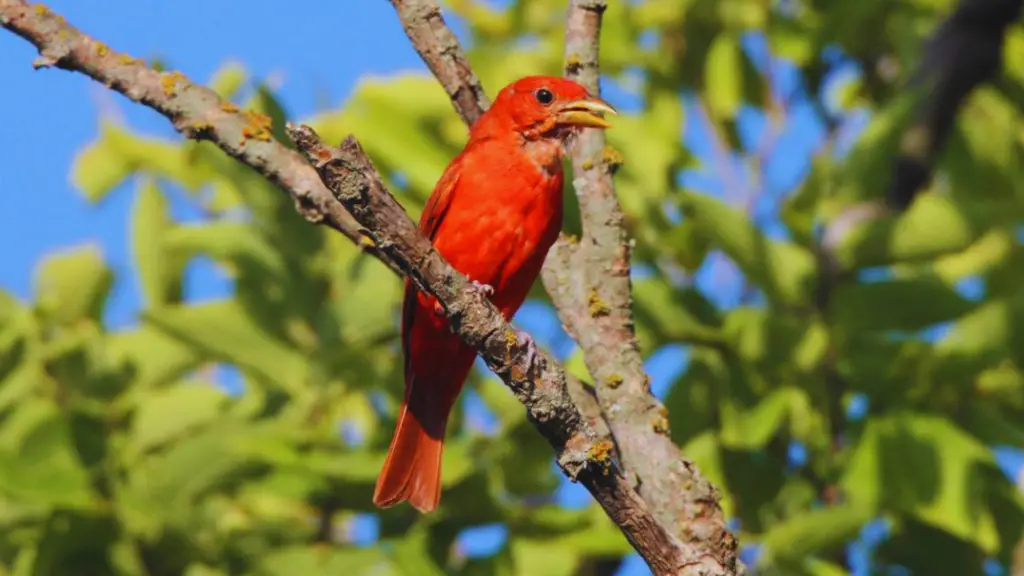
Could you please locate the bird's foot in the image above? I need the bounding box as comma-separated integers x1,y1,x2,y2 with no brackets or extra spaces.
468,279,495,296
432,279,493,318
511,327,539,373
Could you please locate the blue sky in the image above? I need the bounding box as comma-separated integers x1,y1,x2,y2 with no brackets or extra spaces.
2,2,1023,575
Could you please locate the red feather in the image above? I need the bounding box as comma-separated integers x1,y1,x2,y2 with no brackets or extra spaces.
372,76,612,512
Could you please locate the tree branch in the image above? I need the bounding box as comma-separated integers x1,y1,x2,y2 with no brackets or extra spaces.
815,0,1023,277
539,2,741,573
1,0,737,571
386,0,740,572
0,0,404,276
885,0,1022,211
286,124,692,575
388,0,490,126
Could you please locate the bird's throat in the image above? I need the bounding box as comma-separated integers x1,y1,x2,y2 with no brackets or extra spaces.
521,136,566,178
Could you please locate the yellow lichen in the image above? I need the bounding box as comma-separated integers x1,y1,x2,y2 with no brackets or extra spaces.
34,4,50,16
239,109,273,144
587,439,615,475
587,287,611,317
95,43,109,57
220,100,239,113
581,159,594,170
651,412,671,435
504,328,518,349
565,53,583,68
601,145,624,171
605,373,623,389
159,71,186,96
117,54,140,66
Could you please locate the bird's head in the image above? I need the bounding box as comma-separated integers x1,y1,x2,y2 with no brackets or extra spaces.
471,75,617,142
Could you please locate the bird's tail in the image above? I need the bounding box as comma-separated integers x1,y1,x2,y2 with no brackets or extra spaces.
372,392,448,513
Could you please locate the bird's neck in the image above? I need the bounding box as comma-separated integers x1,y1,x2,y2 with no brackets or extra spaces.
518,134,565,178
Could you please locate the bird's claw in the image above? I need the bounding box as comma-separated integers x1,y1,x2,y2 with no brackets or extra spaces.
469,279,495,296
512,327,538,372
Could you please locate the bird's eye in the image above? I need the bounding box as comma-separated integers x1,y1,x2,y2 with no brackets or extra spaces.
534,88,554,106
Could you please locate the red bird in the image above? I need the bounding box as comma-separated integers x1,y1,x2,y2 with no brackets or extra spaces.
372,76,616,513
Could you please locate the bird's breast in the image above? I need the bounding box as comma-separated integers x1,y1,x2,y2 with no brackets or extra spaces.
432,167,563,309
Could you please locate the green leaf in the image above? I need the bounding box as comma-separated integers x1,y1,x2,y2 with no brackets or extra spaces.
665,217,712,272
841,412,999,552
71,122,204,202
633,277,722,346
681,192,816,305
0,401,95,509
327,255,403,345
963,400,1024,447
666,352,721,445
759,504,872,564
936,298,1012,357
143,299,307,390
705,34,743,119
831,195,989,270
512,509,631,559
495,419,559,497
930,229,1013,285
830,278,976,334
207,61,248,99
33,243,113,325
258,546,388,576
106,324,205,392
131,179,178,309
126,382,229,459
120,420,278,535
69,122,135,202
310,75,460,199
720,386,802,450
509,539,580,576
944,88,1020,205
389,525,448,576
721,307,827,371
164,221,288,280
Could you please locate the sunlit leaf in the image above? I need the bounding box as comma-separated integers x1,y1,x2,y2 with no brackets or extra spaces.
705,33,743,120
830,278,975,334
33,244,113,325
759,504,872,564
842,412,1000,552
143,300,307,391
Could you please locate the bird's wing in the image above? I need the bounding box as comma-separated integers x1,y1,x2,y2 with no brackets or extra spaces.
401,160,463,377
418,160,462,241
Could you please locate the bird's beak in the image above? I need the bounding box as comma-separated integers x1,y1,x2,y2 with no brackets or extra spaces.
554,97,617,129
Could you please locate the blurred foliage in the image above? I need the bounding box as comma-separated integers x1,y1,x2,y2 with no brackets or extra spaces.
3,0,1024,574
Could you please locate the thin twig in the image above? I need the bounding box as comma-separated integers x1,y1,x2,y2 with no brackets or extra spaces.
0,0,403,276
387,0,490,125
287,124,692,575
